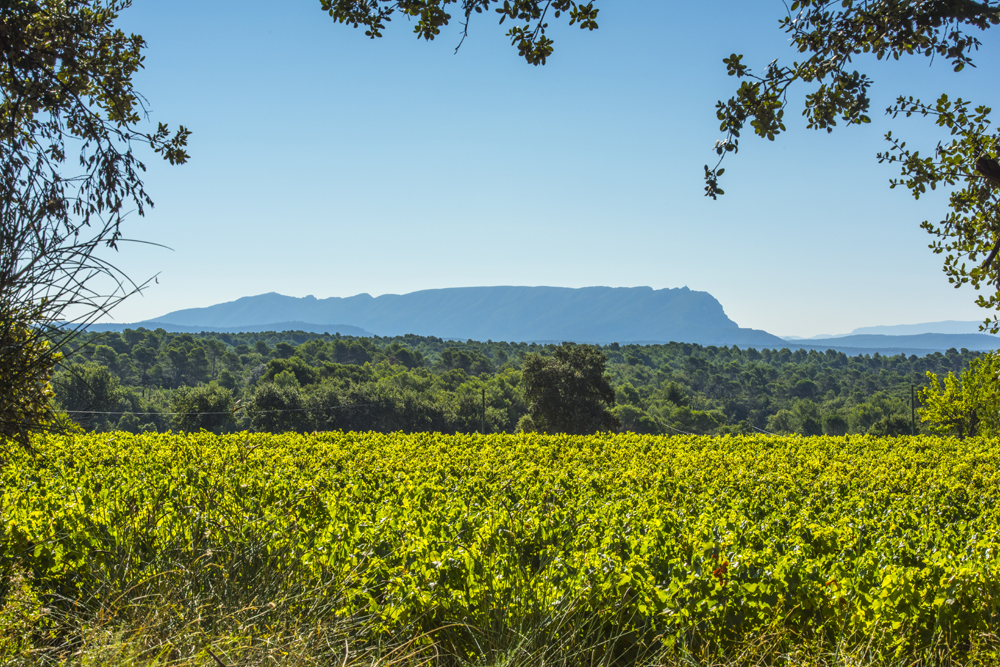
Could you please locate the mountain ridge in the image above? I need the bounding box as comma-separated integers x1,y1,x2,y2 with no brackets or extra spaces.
134,286,785,347
783,320,999,340
783,333,999,355
92,286,1000,354
849,320,993,336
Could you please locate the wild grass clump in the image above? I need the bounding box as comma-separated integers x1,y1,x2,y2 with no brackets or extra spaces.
2,514,382,666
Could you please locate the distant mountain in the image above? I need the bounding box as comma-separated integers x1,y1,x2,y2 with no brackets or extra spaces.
132,286,786,347
849,320,991,336
95,289,1000,355
784,333,999,355
781,320,997,341
86,321,373,337
778,320,1000,354
781,334,843,341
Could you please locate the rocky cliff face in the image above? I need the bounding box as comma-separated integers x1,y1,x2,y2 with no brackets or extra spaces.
143,286,786,346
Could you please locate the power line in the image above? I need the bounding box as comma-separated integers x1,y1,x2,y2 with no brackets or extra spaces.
60,402,387,418
661,423,697,436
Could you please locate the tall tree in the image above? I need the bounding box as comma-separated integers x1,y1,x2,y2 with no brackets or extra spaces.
521,343,618,434
0,0,189,444
171,382,235,434
920,351,1000,437
53,362,132,431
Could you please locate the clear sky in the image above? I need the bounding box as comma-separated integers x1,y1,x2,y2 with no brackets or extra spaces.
98,0,1000,338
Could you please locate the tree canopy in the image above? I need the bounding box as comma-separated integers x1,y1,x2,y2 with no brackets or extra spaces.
521,344,619,434
51,329,979,437
920,350,1000,437
0,0,189,442
320,0,599,65
704,0,999,197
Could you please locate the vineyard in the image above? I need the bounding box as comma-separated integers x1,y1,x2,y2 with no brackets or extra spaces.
2,432,1000,666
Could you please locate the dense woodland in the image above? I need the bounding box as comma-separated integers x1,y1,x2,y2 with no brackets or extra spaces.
49,328,984,437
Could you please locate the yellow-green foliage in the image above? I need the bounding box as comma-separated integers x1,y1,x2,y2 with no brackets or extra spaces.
921,352,1000,437
0,314,58,448
0,566,48,660
3,432,1000,657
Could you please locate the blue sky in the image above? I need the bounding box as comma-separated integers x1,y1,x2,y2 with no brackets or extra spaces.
101,0,1000,337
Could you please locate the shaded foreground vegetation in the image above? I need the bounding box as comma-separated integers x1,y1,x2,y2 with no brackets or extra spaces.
2,432,999,666
52,329,984,437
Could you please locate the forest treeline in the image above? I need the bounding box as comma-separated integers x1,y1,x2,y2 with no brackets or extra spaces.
51,328,984,436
